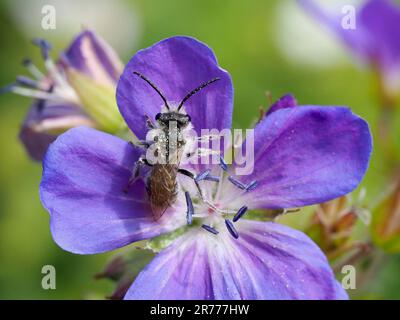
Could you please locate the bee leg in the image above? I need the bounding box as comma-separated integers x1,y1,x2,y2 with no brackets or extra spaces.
136,140,155,148
129,139,155,150
124,157,152,193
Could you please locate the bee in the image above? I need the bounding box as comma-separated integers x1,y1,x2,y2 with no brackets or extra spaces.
127,71,220,220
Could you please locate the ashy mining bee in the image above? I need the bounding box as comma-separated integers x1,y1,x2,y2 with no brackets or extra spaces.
127,71,220,220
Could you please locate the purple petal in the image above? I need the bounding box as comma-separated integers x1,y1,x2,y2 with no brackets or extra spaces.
19,101,94,161
266,93,297,117
61,30,123,86
300,0,400,85
225,106,371,209
348,0,400,68
125,220,347,300
299,0,370,61
116,36,233,139
40,126,186,254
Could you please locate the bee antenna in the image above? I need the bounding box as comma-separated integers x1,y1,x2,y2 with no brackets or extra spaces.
133,71,170,110
177,77,221,111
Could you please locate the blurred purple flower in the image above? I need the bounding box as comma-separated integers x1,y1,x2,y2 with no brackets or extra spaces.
4,30,124,161
40,36,372,299
300,0,400,101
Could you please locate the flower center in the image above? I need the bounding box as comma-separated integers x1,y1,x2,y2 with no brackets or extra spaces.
184,155,256,239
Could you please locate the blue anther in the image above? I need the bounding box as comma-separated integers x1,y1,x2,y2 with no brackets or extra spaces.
202,224,219,235
245,180,258,191
228,176,246,190
233,206,248,222
16,76,38,88
0,84,15,95
32,38,52,60
204,175,220,182
219,155,228,171
22,58,32,67
185,192,194,225
225,219,239,239
195,169,211,182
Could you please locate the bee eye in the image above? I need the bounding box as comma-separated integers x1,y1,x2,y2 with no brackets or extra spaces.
155,113,162,120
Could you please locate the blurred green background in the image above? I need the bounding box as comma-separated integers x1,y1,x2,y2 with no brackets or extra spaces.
0,0,399,299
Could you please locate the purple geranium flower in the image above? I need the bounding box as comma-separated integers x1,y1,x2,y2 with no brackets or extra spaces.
40,36,372,299
300,0,400,101
4,30,123,161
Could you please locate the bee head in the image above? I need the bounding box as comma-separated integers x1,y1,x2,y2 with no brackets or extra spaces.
155,112,191,129
133,71,220,130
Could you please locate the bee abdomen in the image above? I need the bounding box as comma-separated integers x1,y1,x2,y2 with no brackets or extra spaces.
148,164,178,220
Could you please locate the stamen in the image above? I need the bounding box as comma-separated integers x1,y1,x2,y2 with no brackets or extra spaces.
22,58,32,66
195,169,211,182
8,86,59,101
246,180,258,191
0,84,16,95
233,206,248,222
32,38,71,90
219,155,228,171
214,165,225,202
228,176,246,190
22,58,45,80
20,47,77,103
282,208,300,215
185,192,194,225
16,76,39,89
225,219,239,239
202,224,219,235
32,38,52,60
204,175,220,182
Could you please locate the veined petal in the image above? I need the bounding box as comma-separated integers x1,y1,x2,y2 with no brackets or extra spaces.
40,126,186,254
19,101,94,161
224,106,371,209
61,29,123,87
116,36,233,139
125,220,347,300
